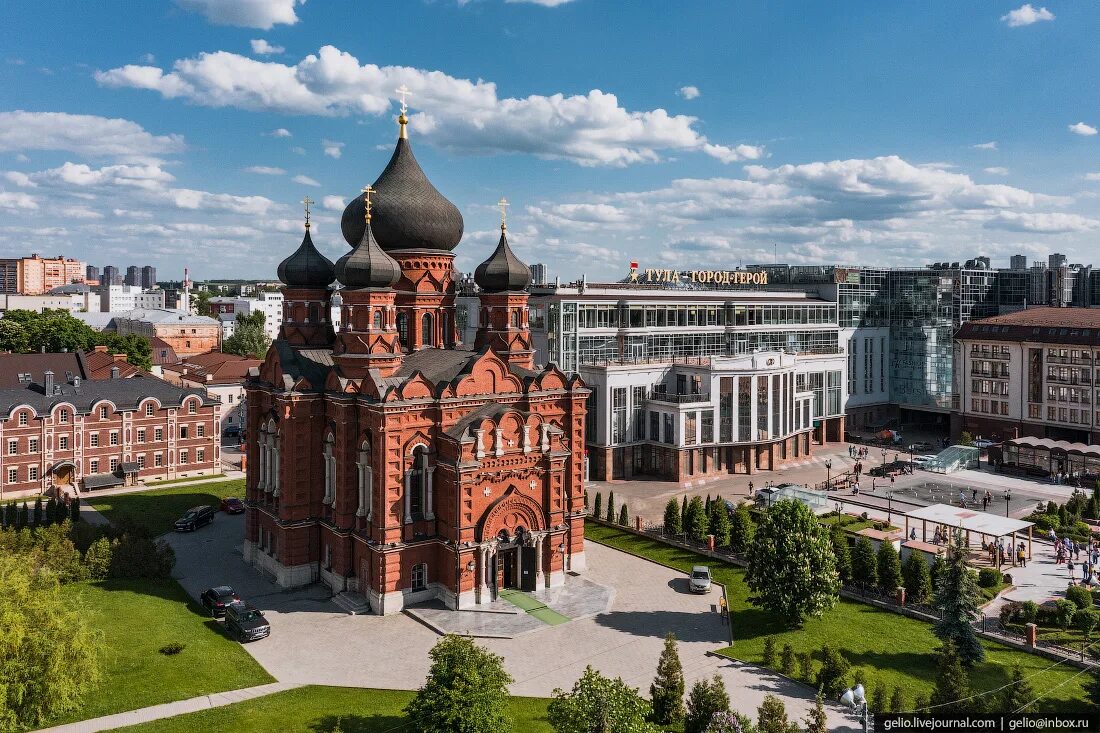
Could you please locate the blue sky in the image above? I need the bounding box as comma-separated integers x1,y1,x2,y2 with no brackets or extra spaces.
0,0,1097,281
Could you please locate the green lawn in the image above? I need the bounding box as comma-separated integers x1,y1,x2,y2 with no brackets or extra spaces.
47,578,274,726
586,522,1091,712
112,685,553,733
145,473,226,487
87,478,245,535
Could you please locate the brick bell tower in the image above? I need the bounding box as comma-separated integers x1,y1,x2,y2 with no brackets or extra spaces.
332,185,404,379
340,91,463,353
473,198,534,369
276,197,335,348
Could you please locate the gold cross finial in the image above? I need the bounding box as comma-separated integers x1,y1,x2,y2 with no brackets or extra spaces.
361,185,375,223
498,197,509,231
396,84,411,115
302,196,314,228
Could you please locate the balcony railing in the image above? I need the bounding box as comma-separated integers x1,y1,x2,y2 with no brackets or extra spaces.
647,391,711,405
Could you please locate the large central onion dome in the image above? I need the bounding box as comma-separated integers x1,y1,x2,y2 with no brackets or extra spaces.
341,115,464,252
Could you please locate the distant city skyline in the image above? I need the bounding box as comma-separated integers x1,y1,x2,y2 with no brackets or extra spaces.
0,2,1097,281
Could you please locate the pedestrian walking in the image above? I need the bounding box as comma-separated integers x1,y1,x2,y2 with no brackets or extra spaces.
972,488,978,502
748,480,754,496
1069,560,1077,584
1017,544,1026,568
719,595,728,618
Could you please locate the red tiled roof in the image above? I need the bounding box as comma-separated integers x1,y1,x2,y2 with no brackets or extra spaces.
957,308,1100,346
83,347,143,380
161,350,261,385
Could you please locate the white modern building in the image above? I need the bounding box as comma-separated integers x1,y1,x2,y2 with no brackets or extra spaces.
208,291,284,342
99,285,165,313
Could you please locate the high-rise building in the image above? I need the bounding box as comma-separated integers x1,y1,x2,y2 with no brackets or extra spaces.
1049,253,1067,270
141,265,157,290
86,265,100,283
1010,255,1028,271
102,265,121,286
530,263,547,286
0,255,85,294
124,266,140,286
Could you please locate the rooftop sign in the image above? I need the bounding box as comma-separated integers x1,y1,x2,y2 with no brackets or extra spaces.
628,264,768,286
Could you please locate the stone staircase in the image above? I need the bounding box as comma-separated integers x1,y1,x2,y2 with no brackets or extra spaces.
332,591,371,615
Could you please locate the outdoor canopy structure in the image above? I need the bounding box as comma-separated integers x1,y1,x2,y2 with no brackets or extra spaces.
904,503,1034,568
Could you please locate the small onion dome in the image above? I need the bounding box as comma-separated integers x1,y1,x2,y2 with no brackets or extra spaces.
277,227,335,288
474,225,531,293
341,121,464,252
335,218,402,289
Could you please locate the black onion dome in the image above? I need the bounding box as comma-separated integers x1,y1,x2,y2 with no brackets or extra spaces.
341,137,464,251
277,227,335,288
474,226,531,293
335,220,402,289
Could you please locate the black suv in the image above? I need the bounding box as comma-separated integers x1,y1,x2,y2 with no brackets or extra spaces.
200,586,240,617
174,505,216,532
225,602,270,642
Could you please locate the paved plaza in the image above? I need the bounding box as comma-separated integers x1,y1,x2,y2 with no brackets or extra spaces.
165,514,859,730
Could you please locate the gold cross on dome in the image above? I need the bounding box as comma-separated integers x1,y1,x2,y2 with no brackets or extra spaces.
395,84,412,115
498,197,509,229
361,185,375,222
302,196,314,228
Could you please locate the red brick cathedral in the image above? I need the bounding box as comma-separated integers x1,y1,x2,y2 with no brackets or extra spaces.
243,112,588,614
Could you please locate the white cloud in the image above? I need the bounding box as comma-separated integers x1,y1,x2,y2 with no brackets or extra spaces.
28,161,176,190
984,167,1009,176
292,174,321,186
321,139,344,159
971,141,998,150
985,211,1099,233
3,171,36,188
265,127,292,137
0,111,184,161
140,53,156,64
1001,4,1054,27
1069,122,1098,137
175,0,304,29
1085,173,1100,181
678,85,700,100
250,39,285,55
245,165,286,175
504,0,577,5
0,191,38,210
95,45,764,167
290,146,306,155
321,195,344,211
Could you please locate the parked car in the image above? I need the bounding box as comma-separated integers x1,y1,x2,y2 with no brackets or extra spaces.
223,425,241,438
200,586,241,617
689,566,712,594
220,497,245,514
908,441,935,452
225,602,271,642
911,455,938,465
973,439,995,449
174,505,216,532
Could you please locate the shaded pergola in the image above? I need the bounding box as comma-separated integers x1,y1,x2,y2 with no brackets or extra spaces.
904,503,1034,569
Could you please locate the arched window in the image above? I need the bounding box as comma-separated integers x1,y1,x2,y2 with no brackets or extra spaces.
322,433,336,505
308,303,318,324
511,309,520,327
409,446,427,516
356,434,373,519
373,310,383,330
411,563,427,592
421,313,433,347
396,313,408,347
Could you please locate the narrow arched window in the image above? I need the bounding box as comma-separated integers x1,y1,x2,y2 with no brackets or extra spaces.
322,434,336,505
396,312,408,347
357,435,373,519
421,313,433,347
409,446,427,516
511,309,520,327
373,310,383,329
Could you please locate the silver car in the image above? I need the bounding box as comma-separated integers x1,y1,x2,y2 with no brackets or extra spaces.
689,565,712,594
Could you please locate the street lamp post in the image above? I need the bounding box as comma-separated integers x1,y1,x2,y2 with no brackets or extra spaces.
825,458,832,491
1004,490,1012,518
887,491,893,525
881,447,888,480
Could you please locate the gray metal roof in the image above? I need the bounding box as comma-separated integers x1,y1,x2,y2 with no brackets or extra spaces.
0,373,212,417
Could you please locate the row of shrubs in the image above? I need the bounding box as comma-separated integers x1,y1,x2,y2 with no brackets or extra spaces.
1000,587,1100,638
0,514,176,584
1,496,78,530
1028,491,1098,543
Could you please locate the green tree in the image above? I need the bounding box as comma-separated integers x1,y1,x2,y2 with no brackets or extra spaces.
17,502,28,530
1000,664,1034,714
877,541,903,595
70,498,80,523
745,499,839,626
932,534,985,666
618,503,629,527
889,686,904,713
762,637,776,667
0,309,150,370
803,689,827,733
709,502,732,548
756,694,797,733
191,288,213,314
664,498,682,536
869,682,886,713
3,503,14,529
0,555,103,729
222,311,270,359
1077,608,1099,640
959,431,974,446
831,527,851,583
815,645,850,698
593,492,602,520
32,497,42,528
649,633,685,726
606,491,616,523
903,553,933,604
778,643,794,676
404,635,513,733
686,496,709,543
929,640,971,714
681,496,689,534
729,503,755,553
547,666,658,733
83,536,113,580
684,675,730,733
851,536,877,589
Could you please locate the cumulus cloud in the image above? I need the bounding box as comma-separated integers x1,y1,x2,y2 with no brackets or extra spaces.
0,191,38,210
984,167,1009,176
175,0,304,29
984,211,1099,233
245,165,286,175
1085,172,1100,181
250,39,285,55
290,146,306,155
1001,4,1054,27
1069,122,1098,136
292,174,320,186
322,139,344,159
0,111,184,161
321,195,344,211
95,45,763,167
972,141,998,150
265,127,292,137
678,85,700,100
